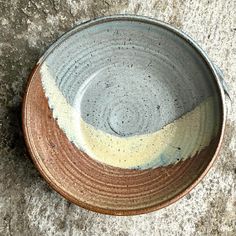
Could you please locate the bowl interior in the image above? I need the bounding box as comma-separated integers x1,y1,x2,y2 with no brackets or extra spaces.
24,17,223,214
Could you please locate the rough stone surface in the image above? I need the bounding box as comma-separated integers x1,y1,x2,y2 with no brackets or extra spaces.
0,0,235,235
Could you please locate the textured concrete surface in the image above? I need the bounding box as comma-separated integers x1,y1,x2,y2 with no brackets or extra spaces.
0,0,235,235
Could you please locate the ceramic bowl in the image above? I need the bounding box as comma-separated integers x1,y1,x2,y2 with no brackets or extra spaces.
22,15,226,215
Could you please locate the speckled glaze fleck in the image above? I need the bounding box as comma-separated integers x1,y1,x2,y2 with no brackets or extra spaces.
22,15,226,215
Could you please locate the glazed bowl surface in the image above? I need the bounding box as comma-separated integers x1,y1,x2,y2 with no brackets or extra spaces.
23,15,225,215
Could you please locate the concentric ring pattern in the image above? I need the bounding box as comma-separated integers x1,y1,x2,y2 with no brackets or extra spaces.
39,19,221,169
23,16,224,214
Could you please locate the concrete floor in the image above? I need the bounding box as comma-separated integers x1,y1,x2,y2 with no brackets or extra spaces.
0,0,236,235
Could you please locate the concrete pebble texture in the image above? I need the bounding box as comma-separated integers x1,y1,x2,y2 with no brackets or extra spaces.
0,0,236,235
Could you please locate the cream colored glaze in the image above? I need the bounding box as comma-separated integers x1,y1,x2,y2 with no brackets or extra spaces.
41,63,218,169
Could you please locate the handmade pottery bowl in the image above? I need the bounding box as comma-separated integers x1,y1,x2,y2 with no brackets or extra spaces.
22,15,227,215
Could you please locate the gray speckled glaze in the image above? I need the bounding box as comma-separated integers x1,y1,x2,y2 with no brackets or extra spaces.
38,16,223,170
42,19,218,137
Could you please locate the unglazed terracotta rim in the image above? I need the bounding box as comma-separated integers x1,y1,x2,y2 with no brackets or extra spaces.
22,15,226,215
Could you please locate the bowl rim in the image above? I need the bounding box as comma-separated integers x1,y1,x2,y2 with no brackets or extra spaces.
22,14,226,216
